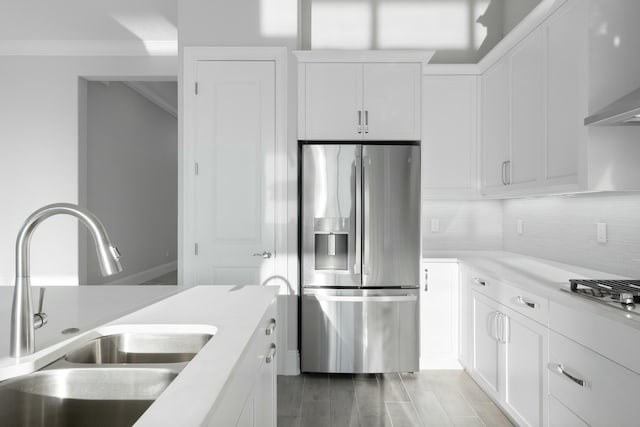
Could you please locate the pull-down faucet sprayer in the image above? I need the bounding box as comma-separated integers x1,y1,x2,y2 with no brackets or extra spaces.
10,203,122,357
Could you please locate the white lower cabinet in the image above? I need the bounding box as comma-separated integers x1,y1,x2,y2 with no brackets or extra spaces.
421,261,460,369
469,277,548,427
548,330,640,427
206,301,277,427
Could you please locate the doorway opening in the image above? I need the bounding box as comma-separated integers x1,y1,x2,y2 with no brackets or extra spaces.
78,78,178,285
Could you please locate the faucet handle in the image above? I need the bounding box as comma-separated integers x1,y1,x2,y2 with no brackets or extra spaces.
34,288,48,329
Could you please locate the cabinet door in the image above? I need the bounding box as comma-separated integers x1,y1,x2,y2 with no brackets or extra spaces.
458,264,473,370
482,59,510,193
472,291,501,399
304,63,363,140
510,29,544,188
422,75,479,198
420,262,460,369
502,306,548,427
544,0,587,187
363,63,421,140
193,61,276,285
255,345,276,427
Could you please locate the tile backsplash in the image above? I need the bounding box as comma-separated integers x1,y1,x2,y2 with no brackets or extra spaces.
503,192,640,278
422,200,503,252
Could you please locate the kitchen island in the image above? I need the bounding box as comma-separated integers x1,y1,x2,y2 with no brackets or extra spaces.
0,285,279,426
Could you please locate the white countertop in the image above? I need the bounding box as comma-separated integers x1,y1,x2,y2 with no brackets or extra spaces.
423,250,640,329
0,284,279,426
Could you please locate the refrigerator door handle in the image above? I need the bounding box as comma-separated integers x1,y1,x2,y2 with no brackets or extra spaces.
362,154,370,278
310,294,418,303
354,154,362,274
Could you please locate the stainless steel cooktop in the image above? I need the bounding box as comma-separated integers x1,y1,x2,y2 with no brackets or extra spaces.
568,279,640,313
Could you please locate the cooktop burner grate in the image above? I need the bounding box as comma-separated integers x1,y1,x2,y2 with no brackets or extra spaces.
569,279,640,295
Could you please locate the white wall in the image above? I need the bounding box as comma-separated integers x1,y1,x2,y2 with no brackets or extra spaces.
0,0,176,41
0,55,177,286
82,81,177,285
422,201,503,252
503,0,543,34
503,193,640,278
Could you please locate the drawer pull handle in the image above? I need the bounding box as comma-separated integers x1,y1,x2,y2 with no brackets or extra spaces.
265,343,277,364
515,296,538,309
266,318,276,336
554,364,585,387
474,277,486,286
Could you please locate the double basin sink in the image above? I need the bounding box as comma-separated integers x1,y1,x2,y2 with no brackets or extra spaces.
0,329,214,426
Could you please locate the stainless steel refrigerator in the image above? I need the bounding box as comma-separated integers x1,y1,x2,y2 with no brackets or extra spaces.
300,142,421,373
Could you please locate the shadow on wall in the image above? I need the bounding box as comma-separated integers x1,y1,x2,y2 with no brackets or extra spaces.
302,0,543,64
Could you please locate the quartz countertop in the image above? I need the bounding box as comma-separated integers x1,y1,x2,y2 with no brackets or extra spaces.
0,284,279,426
422,250,639,328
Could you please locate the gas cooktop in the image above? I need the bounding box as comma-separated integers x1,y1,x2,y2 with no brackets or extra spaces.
568,279,640,313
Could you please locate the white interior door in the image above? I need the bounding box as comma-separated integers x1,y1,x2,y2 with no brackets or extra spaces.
194,60,276,285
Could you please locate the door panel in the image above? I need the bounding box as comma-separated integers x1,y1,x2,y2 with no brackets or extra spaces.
510,30,543,187
482,60,510,192
301,144,361,288
363,63,421,140
362,144,420,287
305,63,363,140
301,288,419,373
472,291,500,398
194,61,276,285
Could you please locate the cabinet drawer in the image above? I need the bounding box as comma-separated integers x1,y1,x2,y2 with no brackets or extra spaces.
548,331,640,427
549,396,587,427
471,272,548,325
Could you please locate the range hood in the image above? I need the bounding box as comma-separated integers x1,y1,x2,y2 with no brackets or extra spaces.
584,87,640,126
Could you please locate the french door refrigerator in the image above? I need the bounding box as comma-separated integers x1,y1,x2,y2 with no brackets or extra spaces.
300,142,421,373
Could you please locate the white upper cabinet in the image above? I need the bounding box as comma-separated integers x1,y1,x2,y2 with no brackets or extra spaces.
510,29,544,188
363,63,421,140
482,59,511,193
544,0,588,188
482,27,545,196
296,51,432,141
304,63,364,140
422,74,479,199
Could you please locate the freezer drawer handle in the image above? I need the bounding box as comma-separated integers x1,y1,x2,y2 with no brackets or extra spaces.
551,363,585,387
311,294,418,303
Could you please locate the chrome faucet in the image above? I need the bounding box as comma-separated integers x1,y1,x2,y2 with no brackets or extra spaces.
10,203,122,357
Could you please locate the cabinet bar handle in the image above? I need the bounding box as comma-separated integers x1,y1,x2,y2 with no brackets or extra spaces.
357,111,362,134
553,363,585,387
515,296,538,309
501,161,508,185
265,318,276,336
506,160,511,185
424,268,429,291
474,277,486,286
364,110,369,133
265,343,277,364
493,311,501,342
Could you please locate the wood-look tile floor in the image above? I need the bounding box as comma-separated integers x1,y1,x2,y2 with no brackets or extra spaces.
277,370,515,427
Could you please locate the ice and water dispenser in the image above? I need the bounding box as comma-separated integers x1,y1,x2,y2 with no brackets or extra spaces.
313,217,349,271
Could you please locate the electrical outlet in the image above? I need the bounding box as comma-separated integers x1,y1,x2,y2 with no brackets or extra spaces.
596,222,607,243
517,219,524,235
430,218,440,233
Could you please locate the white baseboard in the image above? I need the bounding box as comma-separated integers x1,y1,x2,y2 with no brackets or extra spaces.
278,350,300,376
102,261,177,286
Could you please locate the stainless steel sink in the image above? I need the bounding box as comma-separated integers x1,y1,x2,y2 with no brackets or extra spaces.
64,332,213,364
0,368,176,427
